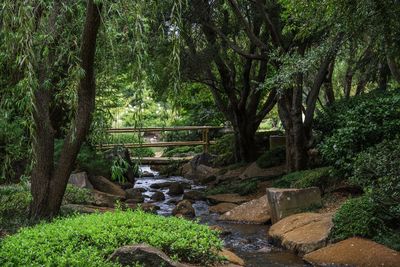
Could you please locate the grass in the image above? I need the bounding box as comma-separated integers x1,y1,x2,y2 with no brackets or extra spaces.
0,209,223,266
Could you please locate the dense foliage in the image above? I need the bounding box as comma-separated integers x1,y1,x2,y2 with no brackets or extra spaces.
256,147,286,169
0,184,92,233
316,90,400,174
331,196,400,251
273,167,335,193
0,210,222,266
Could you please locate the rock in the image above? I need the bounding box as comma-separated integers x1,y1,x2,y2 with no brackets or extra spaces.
109,244,182,267
219,249,245,266
151,191,165,201
206,194,252,205
209,225,231,236
168,183,185,196
218,195,270,224
183,190,205,201
172,200,195,218
141,171,155,177
183,164,219,182
61,204,114,214
125,188,145,203
150,182,172,189
209,203,238,214
239,162,286,180
266,187,322,223
88,176,126,198
92,190,124,207
268,212,333,255
198,175,217,185
190,153,215,167
120,182,134,190
166,199,179,204
68,172,93,189
303,237,400,267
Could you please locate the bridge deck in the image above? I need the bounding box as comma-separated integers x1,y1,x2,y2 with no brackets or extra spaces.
131,156,193,165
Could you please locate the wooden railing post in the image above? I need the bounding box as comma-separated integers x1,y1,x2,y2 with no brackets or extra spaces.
203,128,209,153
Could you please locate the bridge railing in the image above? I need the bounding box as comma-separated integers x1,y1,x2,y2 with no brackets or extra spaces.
97,126,226,153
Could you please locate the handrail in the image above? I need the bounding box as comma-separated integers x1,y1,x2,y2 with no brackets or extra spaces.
99,126,226,153
106,126,224,133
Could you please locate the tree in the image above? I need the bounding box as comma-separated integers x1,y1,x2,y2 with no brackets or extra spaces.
177,0,278,162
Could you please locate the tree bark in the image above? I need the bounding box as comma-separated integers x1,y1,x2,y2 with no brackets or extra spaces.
30,0,102,220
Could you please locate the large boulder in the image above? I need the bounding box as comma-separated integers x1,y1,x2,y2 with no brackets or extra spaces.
183,190,205,201
219,249,245,266
206,194,252,205
151,191,165,201
168,183,185,196
266,187,321,223
268,212,333,255
218,195,270,224
109,244,183,267
303,237,400,267
88,176,126,198
182,164,219,182
209,203,238,214
125,188,145,203
172,200,195,218
68,172,93,189
239,162,285,180
92,190,124,207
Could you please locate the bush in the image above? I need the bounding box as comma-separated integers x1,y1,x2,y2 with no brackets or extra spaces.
315,90,400,174
273,167,335,192
0,183,31,231
0,210,222,266
256,147,286,169
331,196,382,240
331,195,400,251
351,138,400,222
0,183,94,233
209,134,236,166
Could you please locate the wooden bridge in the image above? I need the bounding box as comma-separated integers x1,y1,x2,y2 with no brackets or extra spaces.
97,126,226,164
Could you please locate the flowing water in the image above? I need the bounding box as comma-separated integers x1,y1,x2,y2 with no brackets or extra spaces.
136,166,309,267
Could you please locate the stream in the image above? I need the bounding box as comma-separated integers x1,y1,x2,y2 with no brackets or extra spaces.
136,166,309,267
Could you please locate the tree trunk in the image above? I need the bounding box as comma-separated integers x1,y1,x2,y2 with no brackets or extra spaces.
232,116,258,162
30,0,102,220
278,88,308,172
324,61,335,105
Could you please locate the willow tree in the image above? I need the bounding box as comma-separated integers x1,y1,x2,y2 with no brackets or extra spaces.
2,0,102,219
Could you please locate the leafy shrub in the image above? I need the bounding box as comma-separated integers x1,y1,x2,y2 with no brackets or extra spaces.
331,196,381,240
331,195,400,251
0,183,31,231
209,134,236,166
315,90,400,174
256,146,286,169
273,167,335,192
0,210,222,266
62,185,94,205
0,183,94,232
0,116,29,181
351,138,400,222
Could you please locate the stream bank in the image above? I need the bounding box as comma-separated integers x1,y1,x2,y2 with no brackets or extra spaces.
137,166,308,267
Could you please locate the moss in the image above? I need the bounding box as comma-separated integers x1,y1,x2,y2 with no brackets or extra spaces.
273,167,335,192
205,177,261,196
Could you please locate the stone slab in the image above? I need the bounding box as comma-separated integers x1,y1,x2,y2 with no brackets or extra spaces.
266,187,321,223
